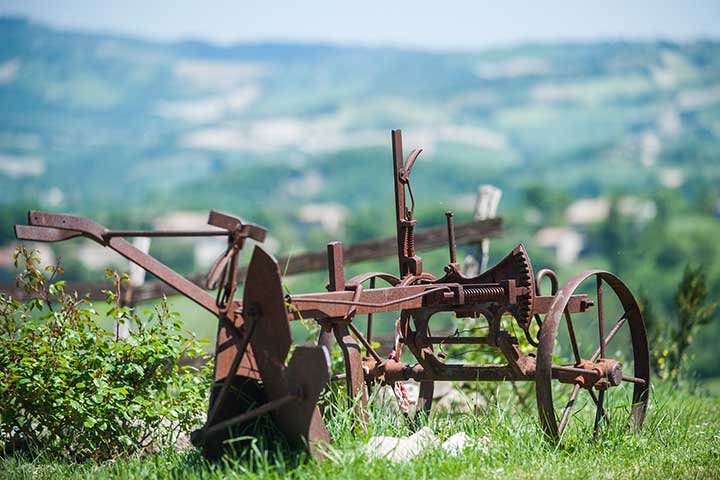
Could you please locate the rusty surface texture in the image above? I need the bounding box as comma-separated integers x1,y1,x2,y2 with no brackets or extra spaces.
12,128,650,458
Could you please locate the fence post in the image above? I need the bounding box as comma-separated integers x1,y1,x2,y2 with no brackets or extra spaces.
116,237,151,339
463,185,502,276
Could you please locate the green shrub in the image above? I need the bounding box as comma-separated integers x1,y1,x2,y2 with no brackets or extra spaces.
0,247,212,461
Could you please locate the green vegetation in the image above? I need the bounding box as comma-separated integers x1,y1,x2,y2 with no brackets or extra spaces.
0,248,211,461
1,248,718,478
652,265,719,380
3,16,717,376
1,382,718,479
1,18,719,477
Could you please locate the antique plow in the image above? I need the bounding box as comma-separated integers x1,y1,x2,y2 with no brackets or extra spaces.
285,130,650,441
14,128,650,458
14,211,331,458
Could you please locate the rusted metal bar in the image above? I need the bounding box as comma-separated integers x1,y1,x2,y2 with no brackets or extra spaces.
201,393,299,439
104,229,228,238
21,211,220,315
424,336,493,345
365,276,375,354
347,322,383,363
205,314,257,426
3,217,502,302
380,361,531,383
445,211,457,264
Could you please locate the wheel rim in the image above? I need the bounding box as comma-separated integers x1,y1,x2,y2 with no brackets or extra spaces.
536,270,650,441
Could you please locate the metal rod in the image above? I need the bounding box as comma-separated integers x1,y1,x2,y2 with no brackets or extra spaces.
104,229,228,238
588,388,611,424
552,365,600,377
327,241,345,291
622,375,647,386
427,336,492,345
348,322,383,363
391,129,409,278
205,316,256,426
288,285,449,308
564,309,582,364
593,389,606,440
382,362,532,383
590,312,629,363
445,211,457,264
366,277,375,355
597,276,605,359
558,383,581,434
202,394,298,438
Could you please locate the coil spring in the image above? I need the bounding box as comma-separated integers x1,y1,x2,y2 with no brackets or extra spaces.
464,286,505,301
404,225,415,256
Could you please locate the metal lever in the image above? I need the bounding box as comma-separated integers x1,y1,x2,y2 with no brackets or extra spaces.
14,225,82,242
399,148,422,183
208,210,267,243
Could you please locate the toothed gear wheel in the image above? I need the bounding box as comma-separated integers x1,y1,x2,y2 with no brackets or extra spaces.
470,244,535,328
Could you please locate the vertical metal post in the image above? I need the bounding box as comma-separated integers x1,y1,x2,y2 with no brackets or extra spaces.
391,129,409,278
325,241,367,418
445,211,457,264
366,276,375,356
597,276,605,359
326,241,345,291
318,242,345,352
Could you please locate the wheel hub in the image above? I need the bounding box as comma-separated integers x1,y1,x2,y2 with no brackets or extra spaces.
554,358,623,390
596,359,623,388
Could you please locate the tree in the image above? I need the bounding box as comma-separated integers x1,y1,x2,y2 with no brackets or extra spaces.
667,265,719,380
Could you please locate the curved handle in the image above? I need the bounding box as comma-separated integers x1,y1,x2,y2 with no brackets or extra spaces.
399,148,423,184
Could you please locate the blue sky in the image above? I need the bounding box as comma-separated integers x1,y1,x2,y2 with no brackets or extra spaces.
0,0,718,50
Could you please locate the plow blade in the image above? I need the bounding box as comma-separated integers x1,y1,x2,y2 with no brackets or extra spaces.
194,246,330,459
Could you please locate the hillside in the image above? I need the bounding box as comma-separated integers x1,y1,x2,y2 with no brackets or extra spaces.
1,17,719,377
1,17,719,214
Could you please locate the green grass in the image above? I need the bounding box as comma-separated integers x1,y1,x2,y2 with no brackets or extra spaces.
2,381,719,479
700,377,720,397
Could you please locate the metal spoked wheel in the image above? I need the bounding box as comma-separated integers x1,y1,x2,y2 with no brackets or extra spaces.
535,270,651,441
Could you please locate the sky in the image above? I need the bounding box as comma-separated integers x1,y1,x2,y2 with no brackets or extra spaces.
0,0,719,50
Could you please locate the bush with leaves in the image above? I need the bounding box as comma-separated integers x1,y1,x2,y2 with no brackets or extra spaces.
642,265,719,381
0,247,212,461
666,264,718,380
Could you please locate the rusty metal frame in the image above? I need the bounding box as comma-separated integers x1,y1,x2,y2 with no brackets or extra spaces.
14,209,331,459
13,128,651,455
281,129,650,440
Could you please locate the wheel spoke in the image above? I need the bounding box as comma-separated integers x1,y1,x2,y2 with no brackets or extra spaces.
564,309,581,364
621,375,647,386
588,388,610,424
593,389,606,440
558,383,581,435
590,312,629,363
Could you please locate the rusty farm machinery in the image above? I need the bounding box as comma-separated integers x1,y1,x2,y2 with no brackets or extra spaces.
14,129,650,458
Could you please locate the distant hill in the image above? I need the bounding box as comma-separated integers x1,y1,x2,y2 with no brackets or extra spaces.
1,16,719,218
2,17,720,379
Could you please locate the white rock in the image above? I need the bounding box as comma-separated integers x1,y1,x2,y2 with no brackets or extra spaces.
441,432,470,455
365,427,438,462
434,388,488,413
